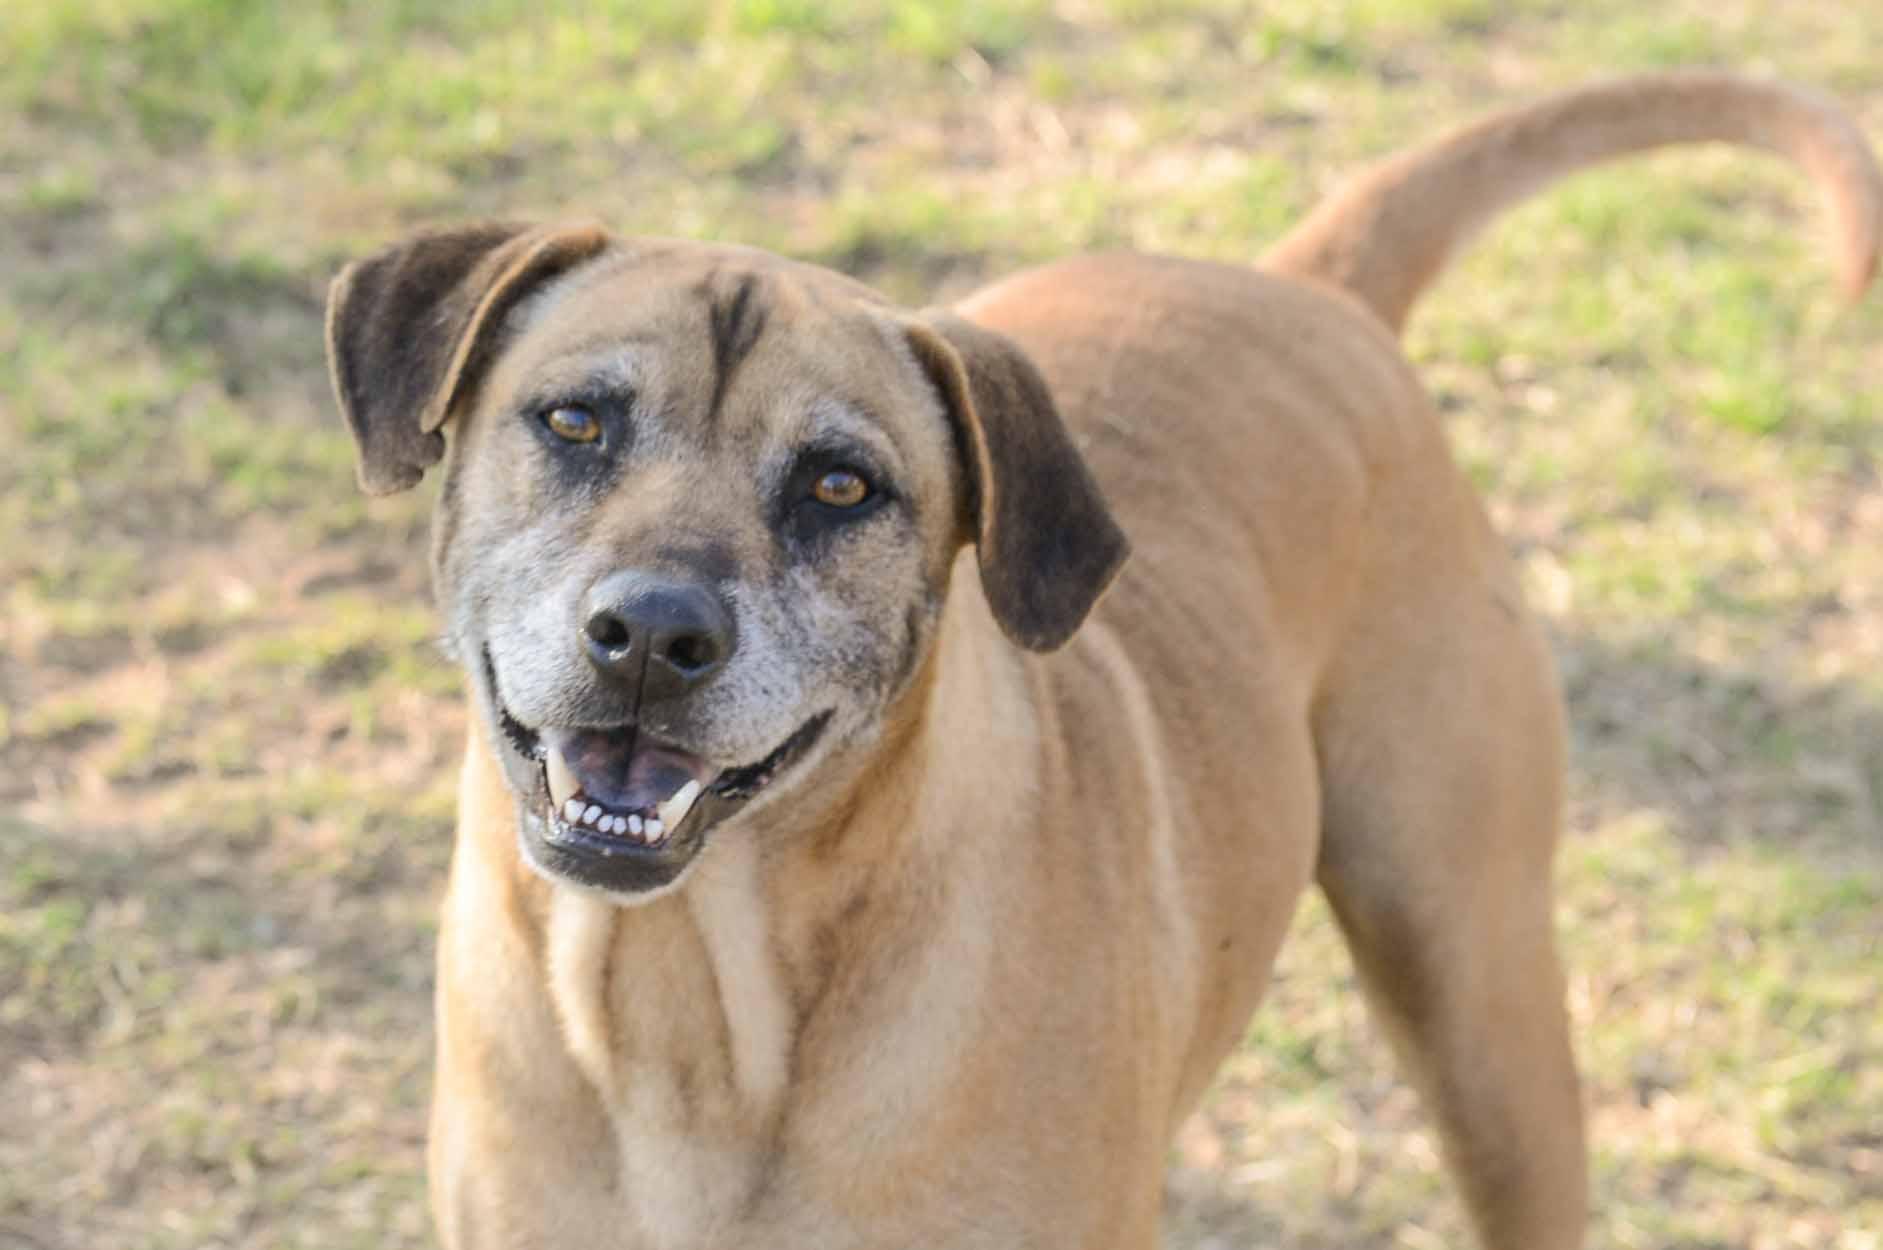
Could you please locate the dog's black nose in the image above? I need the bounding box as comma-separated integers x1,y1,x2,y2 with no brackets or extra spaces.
581,572,735,701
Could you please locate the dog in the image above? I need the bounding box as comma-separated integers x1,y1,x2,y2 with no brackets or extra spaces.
324,71,1879,1249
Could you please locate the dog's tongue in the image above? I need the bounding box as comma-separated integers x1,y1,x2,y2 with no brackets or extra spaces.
544,727,708,814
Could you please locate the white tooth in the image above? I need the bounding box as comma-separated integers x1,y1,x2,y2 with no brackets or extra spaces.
608,816,626,835
645,818,665,842
546,748,579,808
627,814,643,837
562,798,584,822
582,804,602,825
657,779,703,830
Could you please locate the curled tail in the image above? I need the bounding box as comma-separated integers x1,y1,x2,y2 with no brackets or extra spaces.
1262,71,1883,334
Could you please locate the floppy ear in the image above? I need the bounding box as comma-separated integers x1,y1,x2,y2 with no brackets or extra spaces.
903,311,1129,651
324,221,610,494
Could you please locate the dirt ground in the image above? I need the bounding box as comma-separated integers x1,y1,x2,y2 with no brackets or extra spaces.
2,3,1879,1248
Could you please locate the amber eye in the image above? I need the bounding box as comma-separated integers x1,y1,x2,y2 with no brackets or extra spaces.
811,467,872,509
542,405,602,444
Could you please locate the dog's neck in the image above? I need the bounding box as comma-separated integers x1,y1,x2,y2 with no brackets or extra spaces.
452,574,1042,1233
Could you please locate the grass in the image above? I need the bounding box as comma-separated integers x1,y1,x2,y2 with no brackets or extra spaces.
2,1,1879,1247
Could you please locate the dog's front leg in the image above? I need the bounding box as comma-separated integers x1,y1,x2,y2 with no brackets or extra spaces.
428,846,622,1250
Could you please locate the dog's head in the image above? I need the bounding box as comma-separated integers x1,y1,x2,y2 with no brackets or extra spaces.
325,222,1127,898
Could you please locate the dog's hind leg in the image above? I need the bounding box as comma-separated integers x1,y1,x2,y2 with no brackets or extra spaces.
1309,550,1587,1250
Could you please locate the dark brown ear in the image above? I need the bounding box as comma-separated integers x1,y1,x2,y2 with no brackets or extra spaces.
324,221,610,494
904,311,1129,651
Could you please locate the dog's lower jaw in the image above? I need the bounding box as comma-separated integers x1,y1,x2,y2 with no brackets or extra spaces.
515,803,703,904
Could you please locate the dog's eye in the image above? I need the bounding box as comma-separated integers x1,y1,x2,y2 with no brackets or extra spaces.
542,405,602,444
810,467,872,509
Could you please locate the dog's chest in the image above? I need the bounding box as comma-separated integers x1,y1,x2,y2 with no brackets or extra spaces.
545,843,794,1247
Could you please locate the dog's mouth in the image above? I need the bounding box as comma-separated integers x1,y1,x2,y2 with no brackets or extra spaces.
485,648,830,892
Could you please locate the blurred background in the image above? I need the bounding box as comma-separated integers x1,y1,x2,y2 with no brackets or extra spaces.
1,2,1879,1247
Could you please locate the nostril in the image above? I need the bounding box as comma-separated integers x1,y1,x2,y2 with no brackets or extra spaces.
662,633,718,675
586,613,632,652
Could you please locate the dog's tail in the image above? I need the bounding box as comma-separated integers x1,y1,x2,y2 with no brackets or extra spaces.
1261,71,1883,334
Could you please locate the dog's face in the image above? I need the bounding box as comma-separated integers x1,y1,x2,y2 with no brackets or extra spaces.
325,224,1126,898
434,243,970,896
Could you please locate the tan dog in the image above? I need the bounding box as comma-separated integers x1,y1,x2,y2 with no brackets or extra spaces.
324,72,1880,1250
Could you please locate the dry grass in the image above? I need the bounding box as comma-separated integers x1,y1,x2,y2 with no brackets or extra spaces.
2,2,1879,1247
